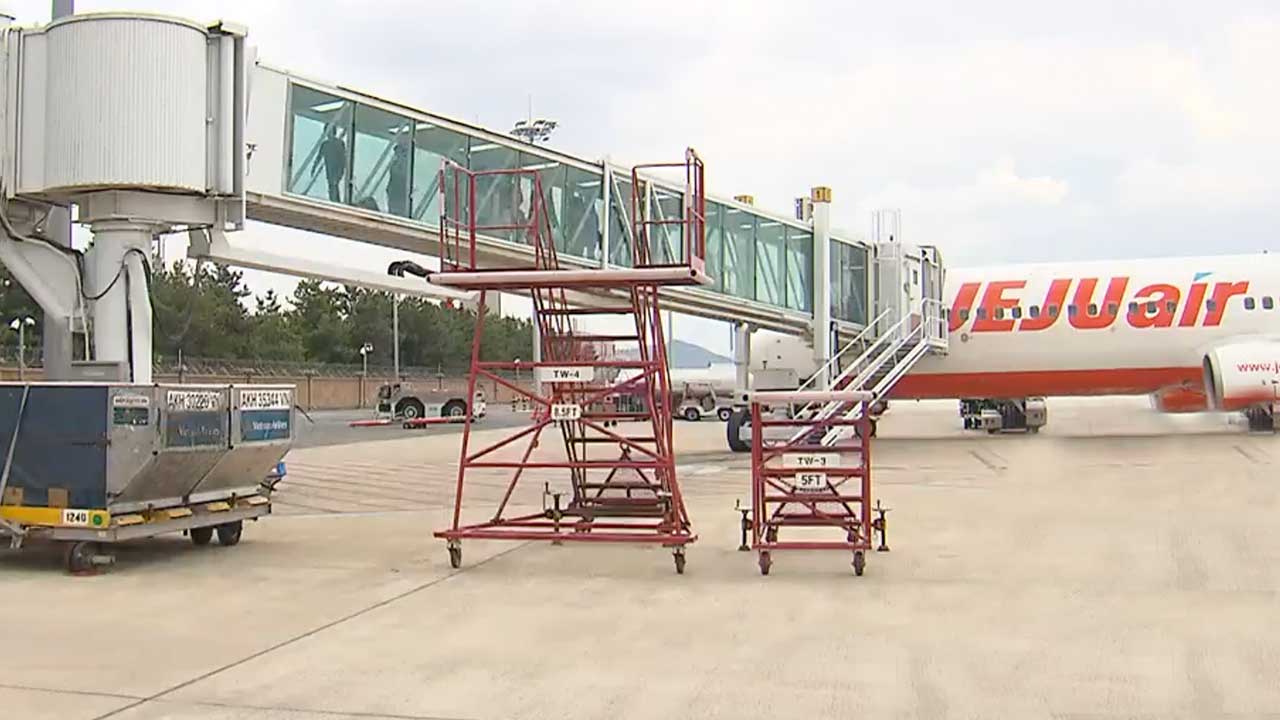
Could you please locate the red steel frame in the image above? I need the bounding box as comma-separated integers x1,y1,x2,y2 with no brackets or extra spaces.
749,391,878,576
631,148,706,273
430,150,706,574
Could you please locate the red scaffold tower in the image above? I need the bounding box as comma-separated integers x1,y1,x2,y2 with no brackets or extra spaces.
430,149,708,574
748,389,889,576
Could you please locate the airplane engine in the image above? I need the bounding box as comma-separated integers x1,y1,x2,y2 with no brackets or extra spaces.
1201,341,1280,411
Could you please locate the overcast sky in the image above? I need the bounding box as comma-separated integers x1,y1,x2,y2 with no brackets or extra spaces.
8,1,1279,354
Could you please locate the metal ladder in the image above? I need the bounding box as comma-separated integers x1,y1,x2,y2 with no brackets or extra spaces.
790,298,947,446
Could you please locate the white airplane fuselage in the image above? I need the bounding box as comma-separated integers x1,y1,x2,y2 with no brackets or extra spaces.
896,253,1280,411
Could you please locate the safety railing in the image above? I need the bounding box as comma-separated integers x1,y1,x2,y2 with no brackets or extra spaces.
793,306,894,400
784,297,947,447
630,148,706,271
437,160,557,273
921,296,949,349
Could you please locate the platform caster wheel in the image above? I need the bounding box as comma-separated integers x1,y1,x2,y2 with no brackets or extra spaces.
852,550,866,577
189,526,214,546
448,545,462,569
673,549,686,575
215,520,243,547
758,551,772,576
64,541,107,575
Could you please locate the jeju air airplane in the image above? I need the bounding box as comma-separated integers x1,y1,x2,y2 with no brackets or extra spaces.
892,252,1280,431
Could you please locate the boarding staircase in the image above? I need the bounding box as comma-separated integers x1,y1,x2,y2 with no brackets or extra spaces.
791,297,948,446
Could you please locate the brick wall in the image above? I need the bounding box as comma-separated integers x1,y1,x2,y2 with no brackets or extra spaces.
0,366,536,410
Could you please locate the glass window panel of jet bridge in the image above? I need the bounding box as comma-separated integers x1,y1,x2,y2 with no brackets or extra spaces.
704,202,726,292
559,166,604,262
755,220,785,307
519,152,566,253
468,144,524,245
286,85,354,205
832,240,868,324
785,227,813,312
722,208,755,299
350,104,414,217
608,174,634,268
410,123,470,225
649,186,686,265
829,245,843,322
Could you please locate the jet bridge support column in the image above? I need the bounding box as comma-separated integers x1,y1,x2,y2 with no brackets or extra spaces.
733,321,751,399
531,303,543,398
810,187,833,390
83,219,162,384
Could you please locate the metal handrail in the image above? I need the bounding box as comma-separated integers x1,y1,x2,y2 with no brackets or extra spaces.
816,312,919,416
794,306,893,397
815,341,931,447
782,294,952,447
783,305,923,445
811,297,948,446
630,148,705,268
838,298,947,400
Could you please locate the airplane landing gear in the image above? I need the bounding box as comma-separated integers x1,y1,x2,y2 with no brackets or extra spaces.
960,397,1047,434
1245,405,1276,432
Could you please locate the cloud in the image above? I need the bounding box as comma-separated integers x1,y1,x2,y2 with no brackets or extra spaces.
897,157,1075,213
6,0,1278,295
1113,159,1270,210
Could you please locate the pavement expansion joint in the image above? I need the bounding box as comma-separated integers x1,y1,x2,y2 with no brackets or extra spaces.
87,541,534,720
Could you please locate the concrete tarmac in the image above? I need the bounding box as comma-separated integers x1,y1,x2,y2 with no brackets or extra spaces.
2,398,1278,719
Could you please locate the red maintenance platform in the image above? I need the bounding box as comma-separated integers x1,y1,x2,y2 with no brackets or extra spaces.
747,389,890,576
428,149,709,574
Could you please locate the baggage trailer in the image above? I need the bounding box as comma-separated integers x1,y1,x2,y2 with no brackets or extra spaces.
0,382,295,573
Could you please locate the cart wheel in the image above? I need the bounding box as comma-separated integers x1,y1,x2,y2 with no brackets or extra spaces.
215,520,243,547
758,551,772,576
717,407,732,422
190,526,214,546
448,544,462,569
683,406,700,422
673,549,686,575
64,541,98,574
853,550,866,576
765,526,778,543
